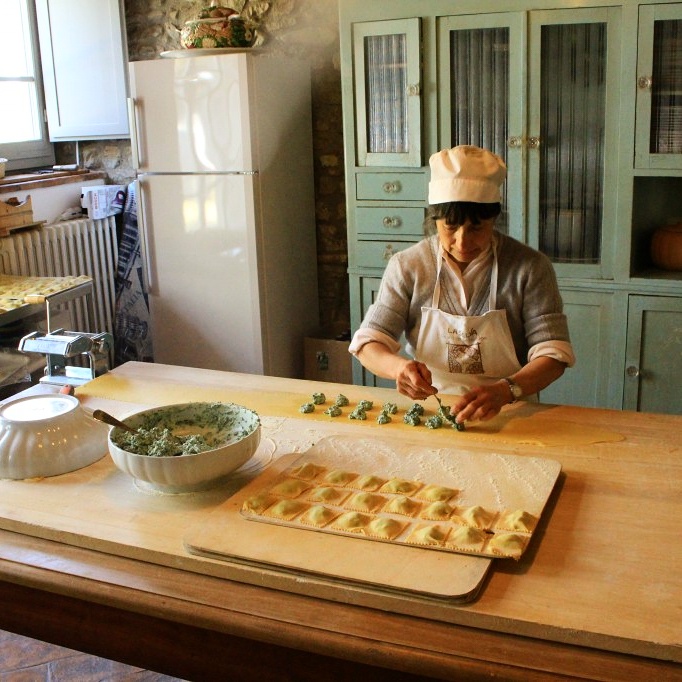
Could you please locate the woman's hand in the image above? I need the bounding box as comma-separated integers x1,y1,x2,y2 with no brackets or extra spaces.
452,357,567,423
395,360,437,401
452,381,510,423
356,342,436,400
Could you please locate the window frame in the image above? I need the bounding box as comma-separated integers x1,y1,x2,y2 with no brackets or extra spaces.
0,0,55,172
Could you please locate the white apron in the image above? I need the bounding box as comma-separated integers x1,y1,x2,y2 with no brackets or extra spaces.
415,243,523,396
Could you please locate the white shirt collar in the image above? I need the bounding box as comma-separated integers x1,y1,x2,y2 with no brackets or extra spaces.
438,234,496,310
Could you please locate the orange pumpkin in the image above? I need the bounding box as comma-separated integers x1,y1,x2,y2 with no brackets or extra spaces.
651,223,682,271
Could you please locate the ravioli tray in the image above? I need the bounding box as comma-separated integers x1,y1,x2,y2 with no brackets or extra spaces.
239,435,562,560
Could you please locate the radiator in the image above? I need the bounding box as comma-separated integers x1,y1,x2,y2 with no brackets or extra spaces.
0,217,118,335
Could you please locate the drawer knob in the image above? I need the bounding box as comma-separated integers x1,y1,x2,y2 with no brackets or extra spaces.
406,83,420,96
382,181,402,194
528,136,541,149
508,136,523,148
382,216,402,228
626,365,640,378
637,75,653,90
382,244,395,261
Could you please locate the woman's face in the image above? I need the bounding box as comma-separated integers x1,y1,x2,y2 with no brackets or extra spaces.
436,217,495,269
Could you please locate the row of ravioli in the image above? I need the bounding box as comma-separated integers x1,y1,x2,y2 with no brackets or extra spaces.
258,459,538,533
241,491,530,558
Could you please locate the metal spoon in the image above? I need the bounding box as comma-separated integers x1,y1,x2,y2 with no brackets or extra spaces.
433,394,465,431
91,409,136,434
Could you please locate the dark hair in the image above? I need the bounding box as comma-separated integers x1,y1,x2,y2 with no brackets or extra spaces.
423,201,501,236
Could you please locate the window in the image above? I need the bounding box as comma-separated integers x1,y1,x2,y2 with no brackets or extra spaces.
0,0,54,171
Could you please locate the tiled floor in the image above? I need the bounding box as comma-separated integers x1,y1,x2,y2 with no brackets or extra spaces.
0,629,186,681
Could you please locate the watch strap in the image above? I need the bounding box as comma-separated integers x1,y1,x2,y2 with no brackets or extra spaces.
503,377,522,404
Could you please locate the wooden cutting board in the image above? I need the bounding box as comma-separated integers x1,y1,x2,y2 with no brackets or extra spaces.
184,435,561,601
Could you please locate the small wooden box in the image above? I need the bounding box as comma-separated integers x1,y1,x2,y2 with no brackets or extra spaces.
0,196,34,230
304,328,353,385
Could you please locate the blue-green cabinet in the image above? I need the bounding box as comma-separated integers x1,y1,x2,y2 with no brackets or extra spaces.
539,290,625,408
341,0,682,413
624,295,682,414
350,276,403,388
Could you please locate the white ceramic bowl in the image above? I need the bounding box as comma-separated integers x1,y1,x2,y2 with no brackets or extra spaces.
107,402,261,493
0,393,108,479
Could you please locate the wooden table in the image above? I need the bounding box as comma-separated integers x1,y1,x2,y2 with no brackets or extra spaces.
0,361,680,681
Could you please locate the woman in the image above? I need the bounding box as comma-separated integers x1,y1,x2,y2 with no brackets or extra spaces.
349,145,575,424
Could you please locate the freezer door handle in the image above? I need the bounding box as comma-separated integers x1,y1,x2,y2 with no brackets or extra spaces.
136,178,154,293
127,97,142,170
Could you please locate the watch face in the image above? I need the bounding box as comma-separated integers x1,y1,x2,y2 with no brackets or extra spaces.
505,379,522,401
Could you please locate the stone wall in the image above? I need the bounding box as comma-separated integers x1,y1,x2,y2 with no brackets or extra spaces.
57,0,348,330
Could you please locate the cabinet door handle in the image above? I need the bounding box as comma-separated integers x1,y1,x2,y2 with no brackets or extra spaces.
382,181,402,194
406,83,420,96
382,244,395,261
528,136,541,149
637,75,653,90
508,136,523,148
382,216,402,228
626,365,640,378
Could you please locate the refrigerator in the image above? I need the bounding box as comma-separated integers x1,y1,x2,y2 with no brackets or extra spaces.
127,52,319,378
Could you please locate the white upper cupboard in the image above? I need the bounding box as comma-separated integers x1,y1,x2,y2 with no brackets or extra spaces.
35,0,129,141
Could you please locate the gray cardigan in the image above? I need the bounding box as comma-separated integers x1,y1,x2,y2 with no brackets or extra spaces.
358,233,571,366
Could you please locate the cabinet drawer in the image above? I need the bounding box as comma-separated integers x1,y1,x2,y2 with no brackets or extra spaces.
356,207,424,237
356,173,426,201
356,240,416,269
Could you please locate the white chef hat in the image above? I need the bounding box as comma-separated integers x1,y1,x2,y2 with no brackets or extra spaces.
428,145,506,204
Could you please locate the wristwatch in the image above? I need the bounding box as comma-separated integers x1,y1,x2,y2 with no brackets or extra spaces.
503,377,523,404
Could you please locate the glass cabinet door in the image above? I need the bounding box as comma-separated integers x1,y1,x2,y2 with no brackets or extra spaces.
635,4,682,169
438,13,525,239
352,18,422,167
528,8,620,278
439,8,619,276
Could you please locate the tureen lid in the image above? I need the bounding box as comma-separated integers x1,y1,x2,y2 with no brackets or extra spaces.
196,3,238,20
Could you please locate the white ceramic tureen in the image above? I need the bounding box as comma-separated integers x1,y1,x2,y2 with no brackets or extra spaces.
0,394,107,479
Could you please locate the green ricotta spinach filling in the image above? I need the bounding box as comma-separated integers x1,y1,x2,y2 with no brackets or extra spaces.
112,426,213,457
111,402,258,457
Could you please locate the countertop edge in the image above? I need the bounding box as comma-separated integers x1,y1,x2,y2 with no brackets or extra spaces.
0,170,108,194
